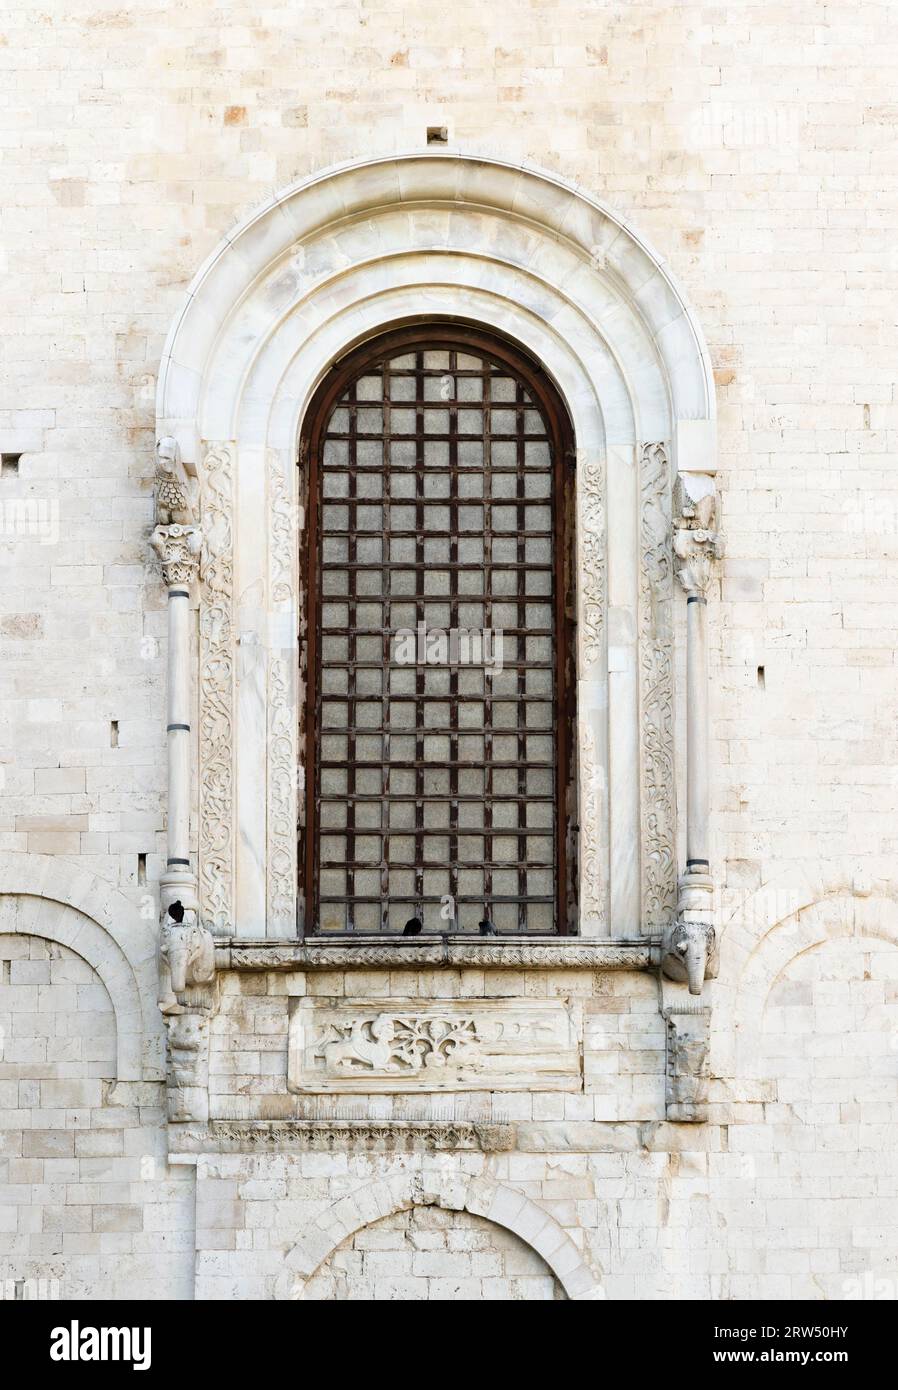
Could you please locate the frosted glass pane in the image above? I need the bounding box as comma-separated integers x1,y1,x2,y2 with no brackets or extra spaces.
389,374,416,400
356,440,384,467
423,768,450,795
423,441,450,467
357,472,383,498
524,441,550,468
390,409,416,433
490,377,516,402
458,409,483,434
324,440,349,467
323,472,349,498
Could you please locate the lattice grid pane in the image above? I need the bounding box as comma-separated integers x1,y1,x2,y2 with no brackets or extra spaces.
314,347,558,934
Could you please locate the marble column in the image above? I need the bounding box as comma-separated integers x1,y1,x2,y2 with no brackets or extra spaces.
661,473,721,995
150,521,203,915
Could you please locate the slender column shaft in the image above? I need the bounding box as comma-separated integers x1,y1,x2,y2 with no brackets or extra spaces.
166,587,192,872
685,592,709,871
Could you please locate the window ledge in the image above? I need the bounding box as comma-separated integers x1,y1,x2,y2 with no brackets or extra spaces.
214,936,660,971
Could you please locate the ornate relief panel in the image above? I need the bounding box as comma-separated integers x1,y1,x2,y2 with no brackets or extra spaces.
266,446,298,935
639,442,677,932
577,448,608,932
288,997,581,1091
198,442,236,934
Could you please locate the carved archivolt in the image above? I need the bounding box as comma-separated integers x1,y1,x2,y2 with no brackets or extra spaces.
639,442,677,932
198,442,235,934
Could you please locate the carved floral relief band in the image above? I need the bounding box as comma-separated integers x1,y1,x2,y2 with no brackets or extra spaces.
639,443,677,933
577,449,608,930
198,442,236,935
266,447,296,935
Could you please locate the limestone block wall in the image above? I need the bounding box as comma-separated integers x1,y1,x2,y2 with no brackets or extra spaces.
0,933,193,1300
0,0,897,1300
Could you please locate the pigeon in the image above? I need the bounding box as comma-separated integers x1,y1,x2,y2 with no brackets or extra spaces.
168,900,185,923
478,918,497,936
403,917,423,936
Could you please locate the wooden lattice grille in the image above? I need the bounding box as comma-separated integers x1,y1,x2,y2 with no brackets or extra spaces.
302,328,576,935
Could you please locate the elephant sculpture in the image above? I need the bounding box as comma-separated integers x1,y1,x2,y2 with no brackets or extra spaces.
158,900,216,1014
661,918,716,996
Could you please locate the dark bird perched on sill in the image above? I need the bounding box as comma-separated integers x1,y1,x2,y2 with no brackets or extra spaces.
168,900,185,923
478,918,497,936
403,917,423,936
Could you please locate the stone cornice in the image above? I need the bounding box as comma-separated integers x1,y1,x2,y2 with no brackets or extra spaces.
213,938,660,971
169,1119,517,1154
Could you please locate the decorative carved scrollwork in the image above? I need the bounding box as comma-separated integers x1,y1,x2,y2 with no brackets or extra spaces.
169,1120,517,1154
198,442,235,934
579,452,606,671
639,442,677,932
266,451,297,932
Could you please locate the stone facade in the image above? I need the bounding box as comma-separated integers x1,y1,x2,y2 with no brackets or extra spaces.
1,1,897,1302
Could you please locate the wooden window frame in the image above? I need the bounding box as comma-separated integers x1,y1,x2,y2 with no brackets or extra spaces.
299,323,578,936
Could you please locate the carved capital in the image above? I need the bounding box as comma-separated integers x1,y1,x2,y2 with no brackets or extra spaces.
151,523,203,587
672,473,721,597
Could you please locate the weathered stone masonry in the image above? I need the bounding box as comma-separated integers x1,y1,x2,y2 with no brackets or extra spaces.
1,1,897,1301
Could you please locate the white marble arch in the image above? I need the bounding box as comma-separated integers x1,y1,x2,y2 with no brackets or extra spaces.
156,152,716,941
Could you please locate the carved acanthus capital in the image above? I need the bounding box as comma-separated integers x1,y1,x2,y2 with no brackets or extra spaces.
673,473,721,597
151,523,203,587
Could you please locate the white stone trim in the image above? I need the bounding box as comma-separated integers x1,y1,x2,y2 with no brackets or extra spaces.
157,153,716,939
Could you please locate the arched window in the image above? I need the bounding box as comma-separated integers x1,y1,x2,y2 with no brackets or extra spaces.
300,325,577,935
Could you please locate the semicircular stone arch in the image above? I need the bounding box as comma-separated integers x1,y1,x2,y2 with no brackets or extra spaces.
0,853,162,1079
156,153,716,940
279,1171,604,1301
725,891,898,1083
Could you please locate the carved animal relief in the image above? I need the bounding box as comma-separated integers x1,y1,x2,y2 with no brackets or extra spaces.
289,998,581,1092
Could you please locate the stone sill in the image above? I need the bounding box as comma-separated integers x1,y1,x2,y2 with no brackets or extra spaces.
214,936,661,971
